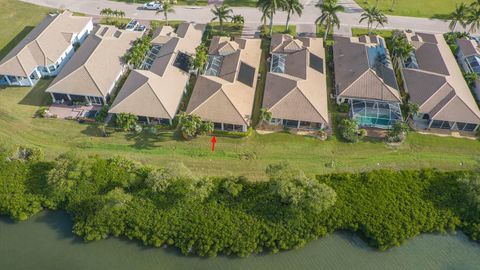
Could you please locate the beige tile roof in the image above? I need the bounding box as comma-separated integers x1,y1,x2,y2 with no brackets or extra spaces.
109,23,205,119
46,25,142,98
0,11,92,77
186,37,262,126
333,35,401,103
457,38,480,57
402,32,480,124
263,34,329,124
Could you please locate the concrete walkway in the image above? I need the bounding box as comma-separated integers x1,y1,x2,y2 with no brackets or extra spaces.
20,0,463,36
297,24,316,37
241,22,260,38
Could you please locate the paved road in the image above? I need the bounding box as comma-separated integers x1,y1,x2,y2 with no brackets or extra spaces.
20,0,462,36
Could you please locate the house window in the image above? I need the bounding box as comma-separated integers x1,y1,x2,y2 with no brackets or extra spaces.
270,118,282,125
48,65,56,73
159,119,171,125
456,122,467,130
430,120,443,129
223,124,234,131
214,122,222,130
299,121,321,130
87,96,103,105
7,76,18,83
440,121,453,130
41,66,49,73
464,123,478,132
284,119,299,128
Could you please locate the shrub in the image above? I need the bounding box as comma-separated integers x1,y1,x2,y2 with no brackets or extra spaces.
115,113,138,132
2,147,480,257
386,121,409,143
95,105,110,122
337,103,349,113
268,162,337,213
13,146,44,162
177,112,213,139
339,118,365,142
36,107,49,118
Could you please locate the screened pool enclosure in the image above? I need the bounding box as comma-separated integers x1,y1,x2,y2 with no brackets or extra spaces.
350,99,402,128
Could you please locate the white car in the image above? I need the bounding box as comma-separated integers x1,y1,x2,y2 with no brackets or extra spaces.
143,1,162,10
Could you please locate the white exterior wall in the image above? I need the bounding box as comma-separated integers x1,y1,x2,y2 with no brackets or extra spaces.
0,19,93,87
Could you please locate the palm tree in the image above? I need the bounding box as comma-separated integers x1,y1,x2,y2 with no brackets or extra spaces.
283,0,303,32
259,108,272,124
257,0,286,36
448,3,468,32
231,14,245,25
157,0,175,26
405,102,419,121
315,0,344,41
467,7,480,34
100,8,113,18
211,4,233,32
391,33,414,62
359,6,380,34
373,10,387,31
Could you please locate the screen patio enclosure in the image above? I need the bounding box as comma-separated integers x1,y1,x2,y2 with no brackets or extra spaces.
350,99,402,129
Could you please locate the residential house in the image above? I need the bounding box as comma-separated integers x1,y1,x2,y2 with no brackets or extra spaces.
262,34,329,130
0,11,93,87
456,37,480,101
109,23,205,125
46,25,143,105
186,36,262,132
401,32,480,132
333,35,402,129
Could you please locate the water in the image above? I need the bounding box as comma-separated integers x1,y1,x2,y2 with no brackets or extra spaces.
1,211,480,270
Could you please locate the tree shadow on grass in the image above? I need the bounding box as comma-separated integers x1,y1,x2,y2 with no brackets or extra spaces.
431,14,450,20
124,130,178,150
80,123,107,137
0,26,34,60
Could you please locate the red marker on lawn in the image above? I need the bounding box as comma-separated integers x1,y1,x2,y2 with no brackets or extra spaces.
211,136,217,153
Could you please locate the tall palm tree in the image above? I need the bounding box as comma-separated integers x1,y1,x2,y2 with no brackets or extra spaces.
211,4,233,32
283,0,303,32
257,0,286,36
315,0,344,41
157,0,175,26
391,33,414,61
448,3,468,32
467,7,480,34
360,6,378,33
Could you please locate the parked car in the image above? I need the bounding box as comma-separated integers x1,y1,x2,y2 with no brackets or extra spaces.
143,1,162,10
135,25,146,32
125,20,139,31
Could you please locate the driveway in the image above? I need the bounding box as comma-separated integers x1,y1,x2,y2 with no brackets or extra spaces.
20,0,462,35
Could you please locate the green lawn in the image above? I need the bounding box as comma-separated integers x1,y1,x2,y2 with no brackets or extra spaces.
1,83,479,180
223,0,257,7
207,22,244,38
354,0,472,19
351,27,395,38
271,25,297,36
0,0,54,60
